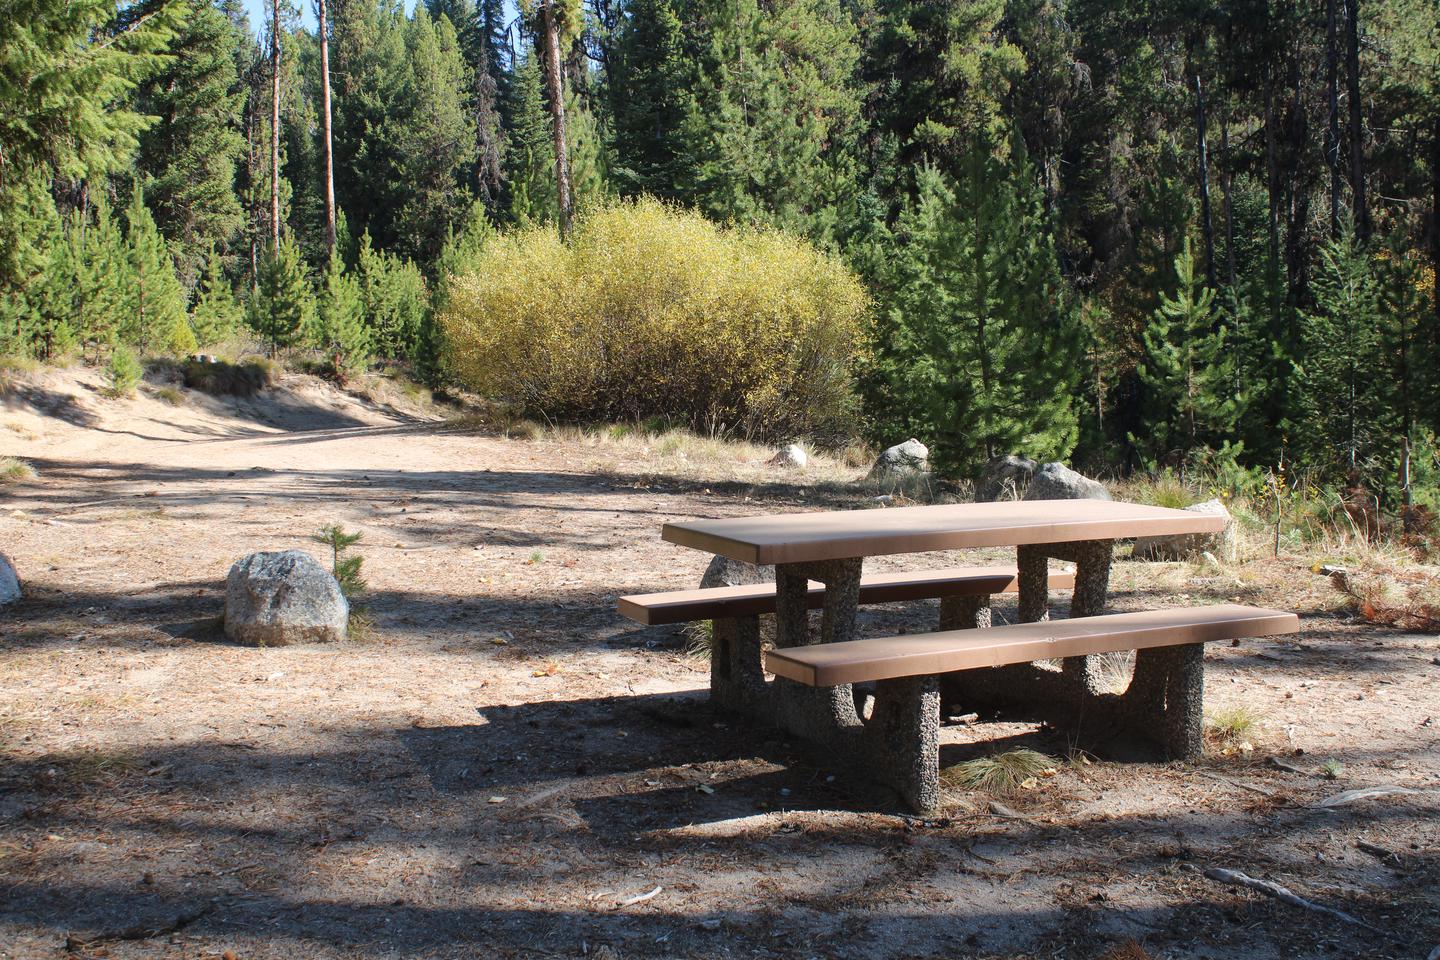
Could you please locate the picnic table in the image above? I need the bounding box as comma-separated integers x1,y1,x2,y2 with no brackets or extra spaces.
621,499,1298,813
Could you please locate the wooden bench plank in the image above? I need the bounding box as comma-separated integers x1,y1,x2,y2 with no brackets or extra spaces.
618,567,1077,626
765,604,1299,686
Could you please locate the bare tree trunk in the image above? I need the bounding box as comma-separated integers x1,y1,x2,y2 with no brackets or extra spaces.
270,0,281,248
318,0,336,254
1194,75,1216,292
1221,116,1237,292
540,0,573,237
1345,0,1369,241
1326,0,1342,236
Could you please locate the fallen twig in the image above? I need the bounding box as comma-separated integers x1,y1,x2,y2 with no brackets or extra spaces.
1197,771,1276,796
64,906,210,949
1318,786,1427,809
1354,840,1402,864
1201,867,1383,934
617,885,662,908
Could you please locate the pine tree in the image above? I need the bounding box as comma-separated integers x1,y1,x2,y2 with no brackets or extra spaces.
75,196,135,358
1295,231,1397,481
505,52,558,224
121,186,193,354
0,0,178,293
609,0,691,198
865,134,1082,479
387,8,479,262
248,237,315,353
190,248,243,346
356,232,427,360
1133,239,1242,467
316,250,372,379
679,0,864,244
134,0,247,288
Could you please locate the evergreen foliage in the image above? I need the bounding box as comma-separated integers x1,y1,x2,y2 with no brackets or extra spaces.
1133,240,1242,467
356,232,428,361
121,186,193,354
133,0,246,287
861,138,1082,480
189,248,243,346
316,250,372,379
248,238,315,354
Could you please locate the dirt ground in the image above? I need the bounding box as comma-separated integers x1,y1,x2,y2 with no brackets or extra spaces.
1,366,1437,960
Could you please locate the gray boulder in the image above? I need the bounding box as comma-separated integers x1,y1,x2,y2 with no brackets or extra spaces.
224,550,348,646
867,438,929,478
768,443,808,468
0,552,20,606
1131,498,1236,561
1022,462,1111,502
975,455,1037,502
700,553,774,589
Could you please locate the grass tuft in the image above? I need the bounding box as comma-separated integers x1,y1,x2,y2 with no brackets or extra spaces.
942,748,1055,794
682,619,714,660
151,385,186,406
0,457,37,484
1204,705,1262,749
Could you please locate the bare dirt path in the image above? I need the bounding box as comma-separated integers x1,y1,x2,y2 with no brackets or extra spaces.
1,368,1437,960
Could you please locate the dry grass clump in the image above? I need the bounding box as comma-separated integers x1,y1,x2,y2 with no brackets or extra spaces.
182,357,278,396
150,385,186,406
1328,563,1440,631
0,456,37,484
32,748,142,792
1204,704,1263,751
942,748,1055,794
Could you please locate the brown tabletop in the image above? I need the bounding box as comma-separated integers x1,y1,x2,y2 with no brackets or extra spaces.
662,499,1228,565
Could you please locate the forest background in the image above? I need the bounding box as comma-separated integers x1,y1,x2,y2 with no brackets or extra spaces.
2,0,1439,516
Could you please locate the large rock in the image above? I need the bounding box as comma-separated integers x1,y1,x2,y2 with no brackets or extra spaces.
768,443,808,468
224,550,348,646
1132,498,1236,561
975,455,1037,502
867,438,929,479
0,552,20,606
700,554,774,589
1022,462,1112,502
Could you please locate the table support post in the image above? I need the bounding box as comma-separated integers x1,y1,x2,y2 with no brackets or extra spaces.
773,558,864,735
1016,545,1051,623
1125,643,1205,759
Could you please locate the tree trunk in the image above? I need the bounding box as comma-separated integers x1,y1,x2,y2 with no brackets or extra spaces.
540,0,573,237
318,0,337,254
1221,115,1237,292
1194,75,1216,292
1345,0,1369,241
270,0,281,248
1325,0,1342,236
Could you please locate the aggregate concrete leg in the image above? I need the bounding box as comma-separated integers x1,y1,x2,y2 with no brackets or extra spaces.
773,558,863,736
864,675,941,814
1016,545,1051,624
710,613,765,715
939,594,992,630
1124,642,1205,759
1049,539,1119,701
937,594,990,710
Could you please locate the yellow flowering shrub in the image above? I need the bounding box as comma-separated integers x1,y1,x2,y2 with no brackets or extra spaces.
440,198,869,439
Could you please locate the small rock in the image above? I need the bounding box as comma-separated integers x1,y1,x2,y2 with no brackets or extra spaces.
767,443,808,468
223,550,348,646
1132,499,1235,561
867,438,929,479
700,554,774,589
975,455,1037,502
0,552,20,606
1021,462,1111,502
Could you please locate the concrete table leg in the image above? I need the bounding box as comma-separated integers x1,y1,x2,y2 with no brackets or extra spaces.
774,558,864,734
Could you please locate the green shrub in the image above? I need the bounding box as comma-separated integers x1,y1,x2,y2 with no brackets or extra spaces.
440,198,869,441
105,345,143,397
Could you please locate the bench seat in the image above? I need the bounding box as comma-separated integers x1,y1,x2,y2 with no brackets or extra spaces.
766,604,1299,686
617,566,1076,626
